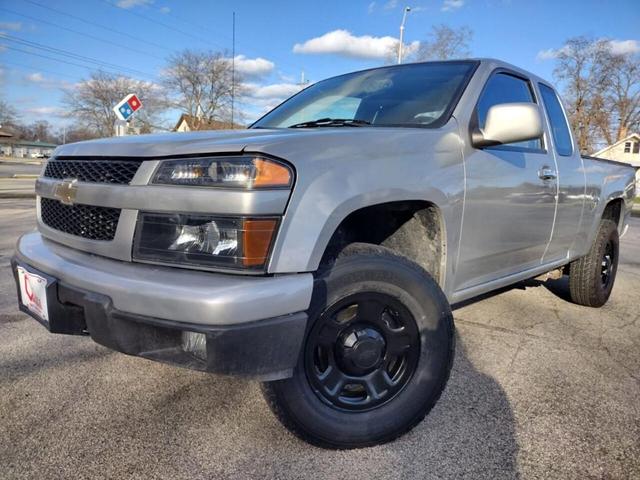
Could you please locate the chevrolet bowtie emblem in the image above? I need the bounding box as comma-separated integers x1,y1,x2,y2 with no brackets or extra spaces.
53,179,78,205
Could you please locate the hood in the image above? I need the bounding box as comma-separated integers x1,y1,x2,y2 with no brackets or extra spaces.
54,129,299,157
52,125,461,172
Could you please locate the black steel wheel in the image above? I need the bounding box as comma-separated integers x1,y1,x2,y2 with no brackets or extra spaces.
569,218,619,307
600,239,615,289
262,243,455,449
305,292,420,412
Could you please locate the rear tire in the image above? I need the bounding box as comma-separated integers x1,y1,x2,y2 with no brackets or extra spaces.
568,219,619,307
261,243,454,449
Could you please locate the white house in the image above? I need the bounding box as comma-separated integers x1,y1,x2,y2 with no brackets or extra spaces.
593,133,640,189
0,135,58,159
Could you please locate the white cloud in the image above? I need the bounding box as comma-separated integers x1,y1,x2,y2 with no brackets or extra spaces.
116,0,153,9
233,55,275,77
24,72,72,90
537,39,640,61
0,22,22,31
24,106,63,116
607,39,640,55
159,6,170,14
536,47,565,61
441,0,464,11
384,0,398,9
368,2,376,14
293,29,419,60
245,82,303,100
26,72,45,83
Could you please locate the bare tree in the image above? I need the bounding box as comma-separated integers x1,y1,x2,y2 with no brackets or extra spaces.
0,99,19,129
600,54,640,144
163,50,243,129
552,37,639,153
56,124,101,144
28,120,53,142
552,37,615,153
61,71,168,137
416,25,473,61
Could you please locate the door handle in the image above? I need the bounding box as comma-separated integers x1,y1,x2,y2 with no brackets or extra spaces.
538,167,557,181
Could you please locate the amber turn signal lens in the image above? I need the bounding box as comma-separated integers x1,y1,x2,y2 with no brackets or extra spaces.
253,158,292,187
242,219,278,267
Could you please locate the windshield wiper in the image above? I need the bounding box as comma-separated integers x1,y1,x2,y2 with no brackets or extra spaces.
288,118,371,128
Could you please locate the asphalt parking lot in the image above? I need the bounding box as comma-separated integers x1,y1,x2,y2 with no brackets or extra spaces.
1,198,638,479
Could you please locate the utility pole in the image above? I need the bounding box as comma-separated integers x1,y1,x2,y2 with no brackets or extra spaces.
299,70,309,88
231,11,235,129
397,6,411,64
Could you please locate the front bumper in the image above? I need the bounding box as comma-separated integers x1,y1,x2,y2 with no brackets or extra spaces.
13,232,314,380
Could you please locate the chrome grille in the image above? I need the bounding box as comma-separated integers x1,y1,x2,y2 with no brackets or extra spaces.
44,159,142,184
40,198,121,241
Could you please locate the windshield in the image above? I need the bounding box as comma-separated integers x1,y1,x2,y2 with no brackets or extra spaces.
251,61,477,129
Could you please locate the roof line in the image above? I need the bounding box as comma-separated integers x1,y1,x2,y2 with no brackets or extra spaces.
593,132,640,156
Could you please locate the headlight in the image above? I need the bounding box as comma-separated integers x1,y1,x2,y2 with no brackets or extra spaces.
133,212,278,271
152,155,293,189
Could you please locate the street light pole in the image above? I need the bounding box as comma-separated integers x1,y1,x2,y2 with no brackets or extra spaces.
397,6,411,64
231,11,235,129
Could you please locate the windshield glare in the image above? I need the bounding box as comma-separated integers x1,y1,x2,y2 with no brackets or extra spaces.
252,62,476,129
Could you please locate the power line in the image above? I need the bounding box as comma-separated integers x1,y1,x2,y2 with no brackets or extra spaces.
101,0,307,75
2,45,130,75
0,6,165,61
2,45,157,81
2,59,80,81
139,2,307,75
20,0,173,53
2,35,158,79
100,0,225,49
17,0,308,83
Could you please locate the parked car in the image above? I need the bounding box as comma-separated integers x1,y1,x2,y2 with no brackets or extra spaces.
13,59,637,448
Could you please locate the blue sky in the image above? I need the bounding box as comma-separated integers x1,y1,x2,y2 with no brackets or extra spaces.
1,0,638,129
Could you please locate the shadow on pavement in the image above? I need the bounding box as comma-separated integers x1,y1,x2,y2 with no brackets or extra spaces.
1,322,521,479
380,330,520,479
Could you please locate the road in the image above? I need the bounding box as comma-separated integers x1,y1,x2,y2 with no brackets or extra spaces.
0,162,42,178
0,199,638,479
0,162,41,198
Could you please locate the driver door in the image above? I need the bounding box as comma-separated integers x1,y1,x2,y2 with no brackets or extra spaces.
454,71,557,292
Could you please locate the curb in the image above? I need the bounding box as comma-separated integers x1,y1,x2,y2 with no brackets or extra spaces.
0,192,36,199
0,160,43,166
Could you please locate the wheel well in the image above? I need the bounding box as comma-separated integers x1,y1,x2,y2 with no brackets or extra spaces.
602,199,623,228
321,201,445,285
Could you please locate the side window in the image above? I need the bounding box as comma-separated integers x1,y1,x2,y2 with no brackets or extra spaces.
476,72,542,150
539,83,574,156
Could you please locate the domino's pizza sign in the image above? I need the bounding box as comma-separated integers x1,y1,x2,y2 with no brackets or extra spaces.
113,94,142,121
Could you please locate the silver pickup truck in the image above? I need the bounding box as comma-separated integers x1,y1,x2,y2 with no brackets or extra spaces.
12,59,636,449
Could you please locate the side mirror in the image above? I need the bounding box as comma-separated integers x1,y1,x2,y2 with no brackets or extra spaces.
472,103,543,148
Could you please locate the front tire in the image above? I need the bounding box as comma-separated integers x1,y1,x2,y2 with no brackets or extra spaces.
261,243,454,449
568,219,619,307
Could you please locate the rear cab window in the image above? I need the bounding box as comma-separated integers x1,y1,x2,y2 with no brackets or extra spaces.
538,83,574,156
